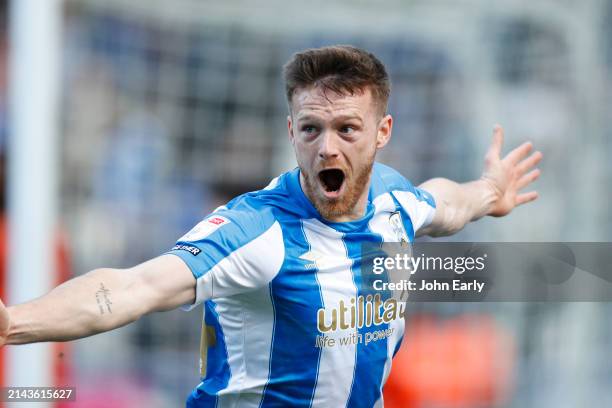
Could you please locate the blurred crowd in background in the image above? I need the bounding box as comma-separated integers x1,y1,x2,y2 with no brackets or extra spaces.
2,0,612,406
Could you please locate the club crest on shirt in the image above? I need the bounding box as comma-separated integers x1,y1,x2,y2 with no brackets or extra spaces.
179,215,231,242
389,211,409,244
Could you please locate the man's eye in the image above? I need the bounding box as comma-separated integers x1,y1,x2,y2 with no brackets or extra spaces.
339,125,355,134
302,125,317,134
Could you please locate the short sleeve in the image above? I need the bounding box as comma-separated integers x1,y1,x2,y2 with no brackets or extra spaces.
372,162,437,234
391,187,436,233
166,210,284,309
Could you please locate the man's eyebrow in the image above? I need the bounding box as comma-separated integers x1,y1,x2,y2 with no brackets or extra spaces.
295,114,322,122
332,114,363,123
296,114,363,122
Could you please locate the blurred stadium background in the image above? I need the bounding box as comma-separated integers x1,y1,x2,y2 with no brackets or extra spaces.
2,0,612,406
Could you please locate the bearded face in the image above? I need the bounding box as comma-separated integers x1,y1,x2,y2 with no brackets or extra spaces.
288,86,392,222
300,149,375,220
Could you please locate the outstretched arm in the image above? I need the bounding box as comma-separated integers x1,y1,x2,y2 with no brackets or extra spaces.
0,254,195,345
418,125,542,237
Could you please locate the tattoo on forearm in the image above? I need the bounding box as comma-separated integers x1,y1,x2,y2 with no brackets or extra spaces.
95,283,113,315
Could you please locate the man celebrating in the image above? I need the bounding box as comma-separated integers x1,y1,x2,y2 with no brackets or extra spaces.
0,45,541,407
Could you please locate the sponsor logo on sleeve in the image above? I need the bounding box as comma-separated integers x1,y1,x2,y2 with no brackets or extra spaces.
179,215,231,242
172,244,202,256
207,216,227,226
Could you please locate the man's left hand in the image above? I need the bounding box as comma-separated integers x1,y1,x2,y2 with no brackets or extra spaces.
481,124,542,217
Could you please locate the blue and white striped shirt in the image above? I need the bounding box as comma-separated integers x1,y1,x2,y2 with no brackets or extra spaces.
168,162,436,408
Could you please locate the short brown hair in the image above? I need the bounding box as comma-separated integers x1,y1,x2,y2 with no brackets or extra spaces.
283,45,390,116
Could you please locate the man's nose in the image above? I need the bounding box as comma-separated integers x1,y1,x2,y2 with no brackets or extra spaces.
318,131,340,160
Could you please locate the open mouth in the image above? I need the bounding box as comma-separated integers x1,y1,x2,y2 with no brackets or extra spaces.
318,169,345,194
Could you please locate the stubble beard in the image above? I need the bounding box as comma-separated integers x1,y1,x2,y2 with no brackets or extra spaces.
301,153,375,221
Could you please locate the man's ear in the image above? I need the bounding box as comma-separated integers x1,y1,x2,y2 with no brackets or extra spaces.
376,114,393,149
287,115,295,145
